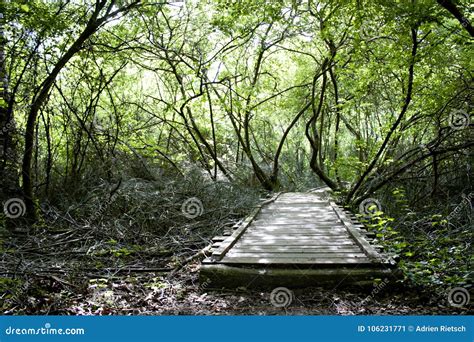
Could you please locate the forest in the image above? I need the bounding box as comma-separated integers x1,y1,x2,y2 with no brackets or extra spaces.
0,0,472,315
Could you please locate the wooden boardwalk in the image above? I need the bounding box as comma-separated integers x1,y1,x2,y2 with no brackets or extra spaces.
201,191,396,288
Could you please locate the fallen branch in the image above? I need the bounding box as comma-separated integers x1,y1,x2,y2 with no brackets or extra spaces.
167,245,212,278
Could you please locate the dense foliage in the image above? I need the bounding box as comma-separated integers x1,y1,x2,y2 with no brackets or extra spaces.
0,0,472,313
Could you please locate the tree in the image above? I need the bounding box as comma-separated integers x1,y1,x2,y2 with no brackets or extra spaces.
20,0,143,220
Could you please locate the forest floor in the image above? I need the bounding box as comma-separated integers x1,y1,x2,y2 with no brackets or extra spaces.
65,264,470,316
1,229,470,316
1,263,470,316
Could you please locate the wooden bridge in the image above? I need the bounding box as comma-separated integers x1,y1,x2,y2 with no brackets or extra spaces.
200,191,396,288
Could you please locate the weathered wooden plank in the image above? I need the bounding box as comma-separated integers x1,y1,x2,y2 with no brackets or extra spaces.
259,207,334,212
238,235,353,241
235,240,358,246
225,252,368,258
211,236,227,242
250,223,342,228
246,228,347,234
219,257,373,264
357,230,376,238
199,264,396,289
231,245,362,252
259,210,334,215
258,213,338,223
271,197,327,200
232,249,363,254
256,223,342,227
258,213,330,217
242,234,352,239
245,227,348,233
263,201,330,206
246,226,348,231
269,203,329,207
242,234,351,239
211,193,281,260
262,204,329,208
258,216,335,221
330,202,384,262
260,208,331,213
249,224,346,228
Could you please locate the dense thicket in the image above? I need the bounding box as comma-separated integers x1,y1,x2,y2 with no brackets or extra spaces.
0,0,472,302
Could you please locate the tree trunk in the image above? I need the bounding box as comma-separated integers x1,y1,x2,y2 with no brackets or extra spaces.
437,0,474,37
21,0,139,220
0,11,20,214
